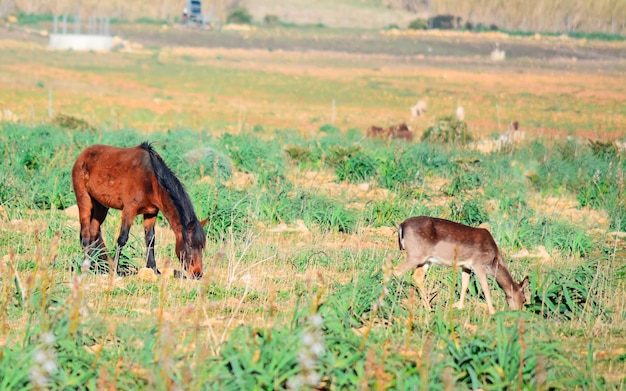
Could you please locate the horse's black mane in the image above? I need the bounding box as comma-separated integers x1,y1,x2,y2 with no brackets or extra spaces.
140,142,205,248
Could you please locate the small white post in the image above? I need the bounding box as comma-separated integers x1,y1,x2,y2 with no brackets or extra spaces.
48,88,53,118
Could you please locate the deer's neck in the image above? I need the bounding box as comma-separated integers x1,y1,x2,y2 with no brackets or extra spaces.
493,259,518,297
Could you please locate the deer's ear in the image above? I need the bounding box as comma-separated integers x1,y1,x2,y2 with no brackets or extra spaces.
520,276,530,290
200,217,209,228
520,276,530,303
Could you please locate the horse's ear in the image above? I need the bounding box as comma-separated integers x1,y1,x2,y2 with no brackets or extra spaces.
200,217,209,228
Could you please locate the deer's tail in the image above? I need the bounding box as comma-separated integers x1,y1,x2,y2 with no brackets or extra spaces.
398,222,405,250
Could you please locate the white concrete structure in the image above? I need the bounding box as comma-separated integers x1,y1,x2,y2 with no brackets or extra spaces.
49,34,113,51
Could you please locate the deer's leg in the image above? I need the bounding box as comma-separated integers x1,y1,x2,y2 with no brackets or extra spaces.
394,252,424,277
473,267,496,314
412,264,431,311
453,269,471,309
143,213,160,275
113,209,136,275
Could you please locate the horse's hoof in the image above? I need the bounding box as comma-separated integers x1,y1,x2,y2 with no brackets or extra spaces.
173,270,187,279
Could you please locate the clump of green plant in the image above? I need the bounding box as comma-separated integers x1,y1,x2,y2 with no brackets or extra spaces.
588,139,619,158
319,124,341,135
220,133,286,186
325,144,362,165
52,113,97,132
515,217,593,258
263,14,280,26
375,148,422,189
408,18,428,30
448,197,488,226
442,171,482,196
441,314,578,389
200,184,251,239
364,200,406,227
527,261,607,321
422,116,472,144
227,7,252,24
302,193,357,233
335,152,378,183
213,325,300,389
325,263,410,329
283,144,311,161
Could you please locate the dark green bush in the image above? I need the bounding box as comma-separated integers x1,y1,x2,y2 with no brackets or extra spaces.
227,7,252,25
408,18,429,30
263,14,280,26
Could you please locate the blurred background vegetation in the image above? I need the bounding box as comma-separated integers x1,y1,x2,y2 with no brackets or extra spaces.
2,0,625,35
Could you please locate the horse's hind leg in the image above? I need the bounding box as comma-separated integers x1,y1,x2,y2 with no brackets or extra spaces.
76,195,107,265
90,201,109,264
143,213,160,275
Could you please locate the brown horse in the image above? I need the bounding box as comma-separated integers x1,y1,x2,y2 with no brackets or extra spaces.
71,142,207,278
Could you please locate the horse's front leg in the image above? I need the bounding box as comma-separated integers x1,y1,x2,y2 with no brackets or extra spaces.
143,213,160,275
113,210,136,275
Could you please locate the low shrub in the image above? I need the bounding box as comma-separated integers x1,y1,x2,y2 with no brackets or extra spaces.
408,18,428,30
263,14,280,26
227,7,252,25
422,116,472,144
52,113,97,132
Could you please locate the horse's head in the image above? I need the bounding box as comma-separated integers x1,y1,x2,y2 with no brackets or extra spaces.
177,220,207,279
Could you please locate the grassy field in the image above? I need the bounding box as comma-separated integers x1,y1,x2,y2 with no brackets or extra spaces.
1,24,626,389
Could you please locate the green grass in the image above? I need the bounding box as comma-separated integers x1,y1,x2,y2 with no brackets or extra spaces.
1,122,625,390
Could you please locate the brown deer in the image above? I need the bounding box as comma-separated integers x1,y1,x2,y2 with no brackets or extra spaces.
388,123,414,142
394,216,528,314
367,125,387,138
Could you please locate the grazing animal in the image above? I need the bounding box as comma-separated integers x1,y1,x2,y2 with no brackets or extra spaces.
368,123,414,142
394,216,528,314
368,125,387,138
71,142,207,278
388,123,414,142
455,106,465,121
410,100,427,117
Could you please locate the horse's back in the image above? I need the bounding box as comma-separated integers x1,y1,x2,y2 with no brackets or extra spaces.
72,144,156,211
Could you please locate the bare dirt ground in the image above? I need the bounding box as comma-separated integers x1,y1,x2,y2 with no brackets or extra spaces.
114,24,626,67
